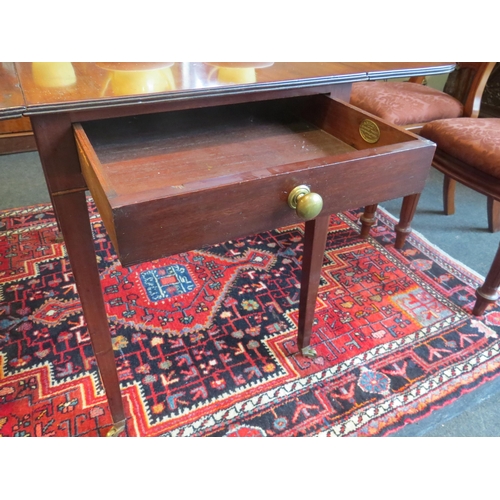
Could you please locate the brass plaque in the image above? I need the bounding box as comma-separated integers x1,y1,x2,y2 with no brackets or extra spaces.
359,119,381,144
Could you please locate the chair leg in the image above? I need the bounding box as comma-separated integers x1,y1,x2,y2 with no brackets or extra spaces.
443,175,456,215
360,204,378,238
395,193,421,249
473,242,500,316
487,196,500,233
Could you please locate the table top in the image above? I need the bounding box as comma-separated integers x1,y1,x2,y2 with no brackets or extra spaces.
0,62,455,118
0,62,26,119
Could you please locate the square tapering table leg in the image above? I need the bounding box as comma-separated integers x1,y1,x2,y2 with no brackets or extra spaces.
297,214,330,358
51,190,126,434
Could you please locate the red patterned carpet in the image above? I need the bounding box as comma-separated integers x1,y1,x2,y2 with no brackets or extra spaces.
1,199,499,437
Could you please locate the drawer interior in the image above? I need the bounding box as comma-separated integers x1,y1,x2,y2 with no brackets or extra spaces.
75,95,416,204
74,94,432,266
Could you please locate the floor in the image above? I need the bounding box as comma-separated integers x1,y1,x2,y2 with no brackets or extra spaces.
1,150,500,436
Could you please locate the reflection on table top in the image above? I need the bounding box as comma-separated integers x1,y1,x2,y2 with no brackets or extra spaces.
3,62,456,116
0,62,26,119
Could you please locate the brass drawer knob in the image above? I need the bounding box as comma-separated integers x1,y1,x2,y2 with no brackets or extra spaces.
288,185,323,220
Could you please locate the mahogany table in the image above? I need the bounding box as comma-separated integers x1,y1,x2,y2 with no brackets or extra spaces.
0,62,25,120
2,62,454,435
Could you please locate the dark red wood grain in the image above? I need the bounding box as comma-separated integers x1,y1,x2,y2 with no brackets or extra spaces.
14,63,448,431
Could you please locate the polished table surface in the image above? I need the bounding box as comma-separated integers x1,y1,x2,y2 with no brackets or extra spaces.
0,62,25,119
10,62,455,114
0,62,455,435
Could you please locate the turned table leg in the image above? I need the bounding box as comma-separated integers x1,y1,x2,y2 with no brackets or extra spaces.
360,204,378,238
395,193,421,250
473,242,500,316
297,214,330,358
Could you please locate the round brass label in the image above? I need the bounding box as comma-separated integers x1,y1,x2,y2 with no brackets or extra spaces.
359,119,381,144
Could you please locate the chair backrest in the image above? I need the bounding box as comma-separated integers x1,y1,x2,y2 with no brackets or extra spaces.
481,63,500,117
442,62,496,118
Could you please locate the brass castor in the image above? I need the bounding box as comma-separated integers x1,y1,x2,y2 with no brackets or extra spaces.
106,420,126,437
301,346,318,359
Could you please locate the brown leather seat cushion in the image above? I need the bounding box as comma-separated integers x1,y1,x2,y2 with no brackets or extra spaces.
350,81,463,126
421,118,500,177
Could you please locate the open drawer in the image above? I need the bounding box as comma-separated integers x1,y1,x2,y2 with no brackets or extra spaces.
74,94,435,267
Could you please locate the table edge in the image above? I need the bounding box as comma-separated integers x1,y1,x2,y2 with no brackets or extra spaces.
11,63,457,117
0,107,25,120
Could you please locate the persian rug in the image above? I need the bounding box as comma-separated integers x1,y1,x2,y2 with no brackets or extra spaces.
1,199,499,437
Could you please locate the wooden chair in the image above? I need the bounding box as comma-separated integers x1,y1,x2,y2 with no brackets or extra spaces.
418,117,500,314
351,63,496,133
351,63,497,242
